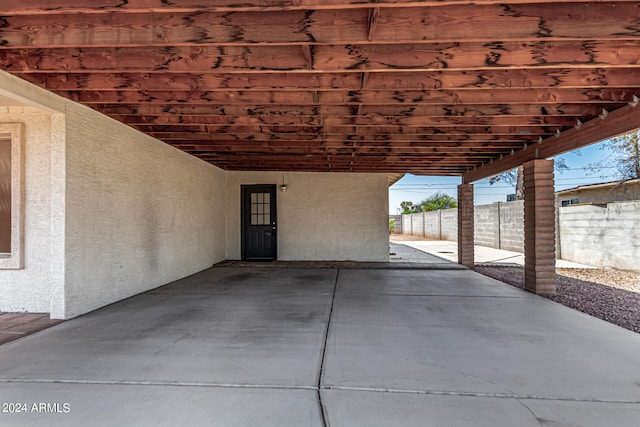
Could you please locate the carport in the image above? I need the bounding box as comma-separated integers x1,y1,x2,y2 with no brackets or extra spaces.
1,1,640,424
1,266,640,425
2,1,640,298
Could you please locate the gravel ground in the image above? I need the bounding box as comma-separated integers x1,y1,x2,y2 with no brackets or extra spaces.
476,266,640,334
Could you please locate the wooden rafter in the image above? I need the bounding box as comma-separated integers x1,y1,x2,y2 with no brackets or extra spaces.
1,0,639,174
463,102,640,182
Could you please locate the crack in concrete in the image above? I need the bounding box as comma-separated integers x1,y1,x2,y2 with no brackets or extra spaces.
516,398,545,427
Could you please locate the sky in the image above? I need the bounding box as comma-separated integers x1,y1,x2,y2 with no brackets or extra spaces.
389,140,620,214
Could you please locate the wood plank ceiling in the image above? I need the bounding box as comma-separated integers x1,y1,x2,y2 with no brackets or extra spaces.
1,1,640,176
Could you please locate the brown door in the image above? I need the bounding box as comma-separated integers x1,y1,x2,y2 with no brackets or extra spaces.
241,185,277,260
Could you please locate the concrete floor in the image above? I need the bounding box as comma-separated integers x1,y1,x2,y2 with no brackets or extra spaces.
1,267,639,426
397,239,596,268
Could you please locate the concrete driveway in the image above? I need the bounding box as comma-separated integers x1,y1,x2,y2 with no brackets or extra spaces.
1,267,640,426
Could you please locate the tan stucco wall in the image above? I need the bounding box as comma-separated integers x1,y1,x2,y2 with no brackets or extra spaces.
226,171,389,262
0,106,66,315
556,181,640,207
63,102,227,318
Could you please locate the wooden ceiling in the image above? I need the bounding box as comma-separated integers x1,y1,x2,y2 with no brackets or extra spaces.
1,1,640,176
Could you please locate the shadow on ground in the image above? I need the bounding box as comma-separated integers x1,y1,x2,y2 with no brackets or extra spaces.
476,265,640,334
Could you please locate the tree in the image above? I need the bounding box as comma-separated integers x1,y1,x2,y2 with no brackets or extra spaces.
589,130,640,180
420,192,458,211
489,157,570,200
400,200,419,214
399,192,457,214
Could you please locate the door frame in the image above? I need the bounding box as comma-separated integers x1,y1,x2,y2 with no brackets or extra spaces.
240,184,278,260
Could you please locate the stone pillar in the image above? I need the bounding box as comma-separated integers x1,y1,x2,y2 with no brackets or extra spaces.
457,183,474,268
523,159,556,296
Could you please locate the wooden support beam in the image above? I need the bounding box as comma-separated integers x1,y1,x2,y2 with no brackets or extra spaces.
368,8,380,41
113,113,576,127
91,103,606,118
2,0,640,15
462,102,640,183
1,4,639,48
129,123,551,135
55,88,637,106
5,42,640,74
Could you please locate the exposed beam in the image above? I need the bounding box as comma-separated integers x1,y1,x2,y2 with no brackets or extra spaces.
5,41,640,74
150,133,534,143
91,103,607,118
55,88,638,105
128,123,552,135
463,103,640,183
174,144,520,154
5,0,639,15
20,69,640,93
112,114,576,127
1,4,639,48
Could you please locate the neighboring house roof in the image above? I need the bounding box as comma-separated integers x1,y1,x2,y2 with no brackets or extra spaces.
556,178,640,195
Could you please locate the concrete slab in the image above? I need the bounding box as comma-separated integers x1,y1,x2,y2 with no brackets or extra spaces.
322,390,640,427
0,268,336,387
399,240,597,268
324,269,640,403
1,266,640,426
389,242,453,265
0,383,322,427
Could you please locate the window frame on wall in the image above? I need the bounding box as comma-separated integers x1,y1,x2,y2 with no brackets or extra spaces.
0,123,25,269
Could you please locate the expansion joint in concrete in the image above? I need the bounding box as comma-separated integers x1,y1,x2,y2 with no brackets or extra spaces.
319,385,640,405
317,268,339,427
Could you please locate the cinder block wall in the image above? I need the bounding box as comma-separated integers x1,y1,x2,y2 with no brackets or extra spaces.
474,204,500,248
558,201,640,272
498,201,524,252
440,209,458,241
423,211,440,239
401,199,639,271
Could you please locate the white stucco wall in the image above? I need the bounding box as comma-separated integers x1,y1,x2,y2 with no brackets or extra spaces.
63,102,226,318
0,107,66,315
226,171,389,262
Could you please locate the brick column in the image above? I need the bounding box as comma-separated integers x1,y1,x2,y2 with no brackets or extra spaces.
457,183,474,268
523,159,556,296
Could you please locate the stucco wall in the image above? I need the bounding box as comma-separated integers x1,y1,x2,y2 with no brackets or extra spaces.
558,202,640,272
226,171,389,262
0,107,66,315
63,102,226,318
556,181,640,207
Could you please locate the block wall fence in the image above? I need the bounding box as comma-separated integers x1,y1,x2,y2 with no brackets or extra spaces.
401,200,640,272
